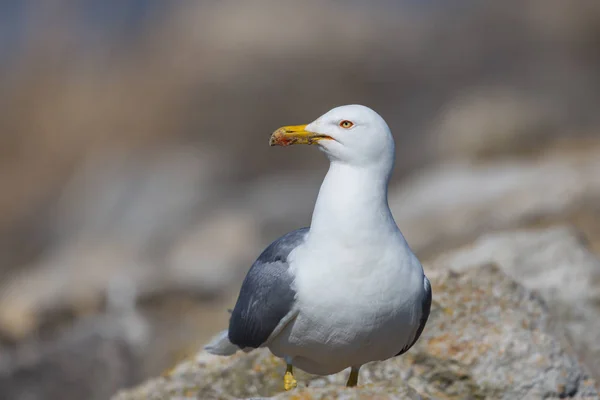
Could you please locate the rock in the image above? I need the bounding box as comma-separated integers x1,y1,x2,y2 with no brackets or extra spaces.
390,148,600,257
52,145,231,253
0,305,149,400
0,241,152,341
112,265,598,400
165,209,260,296
429,88,561,161
433,226,600,382
0,145,235,340
0,156,259,342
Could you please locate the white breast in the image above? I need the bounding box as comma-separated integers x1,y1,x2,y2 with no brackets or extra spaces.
268,235,425,375
265,157,425,375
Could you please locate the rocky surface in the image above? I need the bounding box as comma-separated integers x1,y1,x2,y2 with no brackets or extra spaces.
429,88,563,162
390,146,600,258
113,265,598,400
0,277,150,400
0,312,147,400
433,227,600,382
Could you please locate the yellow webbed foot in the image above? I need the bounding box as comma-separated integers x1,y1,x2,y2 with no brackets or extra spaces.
283,364,297,391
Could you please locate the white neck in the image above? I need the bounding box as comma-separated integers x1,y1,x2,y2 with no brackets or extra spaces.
308,161,398,244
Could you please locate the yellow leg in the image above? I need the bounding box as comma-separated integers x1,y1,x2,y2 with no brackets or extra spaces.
283,363,297,391
346,366,360,387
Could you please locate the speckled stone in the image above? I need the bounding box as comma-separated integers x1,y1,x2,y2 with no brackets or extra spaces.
432,227,600,382
112,266,598,400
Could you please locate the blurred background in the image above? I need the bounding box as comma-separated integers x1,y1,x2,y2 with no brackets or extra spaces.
1,1,600,399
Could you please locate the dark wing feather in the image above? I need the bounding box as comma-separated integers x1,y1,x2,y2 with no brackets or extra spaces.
396,275,432,356
228,227,308,349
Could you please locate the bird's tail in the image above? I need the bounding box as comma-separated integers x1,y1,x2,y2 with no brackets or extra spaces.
204,329,239,356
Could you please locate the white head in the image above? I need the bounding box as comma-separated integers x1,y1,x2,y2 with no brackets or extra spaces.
270,104,395,171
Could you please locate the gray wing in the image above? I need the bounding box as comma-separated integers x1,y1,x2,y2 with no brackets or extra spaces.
228,227,308,349
396,275,432,356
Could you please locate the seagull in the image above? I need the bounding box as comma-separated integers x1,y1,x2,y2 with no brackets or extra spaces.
205,104,431,391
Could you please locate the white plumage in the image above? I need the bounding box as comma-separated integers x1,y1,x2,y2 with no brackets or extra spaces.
206,104,431,386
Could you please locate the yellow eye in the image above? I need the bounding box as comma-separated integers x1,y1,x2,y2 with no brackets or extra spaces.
339,120,354,129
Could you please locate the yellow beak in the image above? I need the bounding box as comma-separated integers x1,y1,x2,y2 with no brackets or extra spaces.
269,124,332,147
